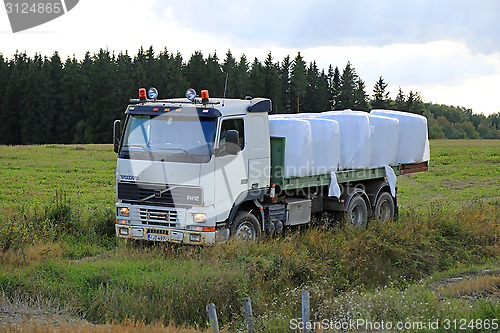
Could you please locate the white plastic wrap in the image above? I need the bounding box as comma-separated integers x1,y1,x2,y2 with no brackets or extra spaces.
368,114,399,167
308,118,340,174
280,114,340,174
370,109,430,163
269,116,312,177
317,110,372,169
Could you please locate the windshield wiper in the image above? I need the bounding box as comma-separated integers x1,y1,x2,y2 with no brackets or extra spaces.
122,145,147,150
159,147,197,161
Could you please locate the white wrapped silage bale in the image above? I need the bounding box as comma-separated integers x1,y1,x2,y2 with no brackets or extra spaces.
367,114,399,167
269,115,313,177
370,109,430,163
316,110,372,169
279,114,340,174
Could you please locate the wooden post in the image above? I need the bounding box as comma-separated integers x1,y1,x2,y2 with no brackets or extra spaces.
206,303,220,333
301,290,311,333
242,296,255,333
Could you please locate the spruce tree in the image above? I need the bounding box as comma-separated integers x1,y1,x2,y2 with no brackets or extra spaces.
354,78,369,111
304,61,329,112
0,52,29,144
222,50,237,98
46,52,64,142
206,51,224,96
184,50,208,93
248,57,265,98
234,54,249,99
86,49,117,143
74,52,92,143
263,51,280,109
371,76,391,109
133,47,147,87
337,62,357,110
0,54,9,130
304,61,319,111
116,51,134,100
330,66,341,110
406,91,425,115
394,87,406,111
20,54,46,144
290,52,308,113
60,56,85,143
161,51,188,97
278,56,291,113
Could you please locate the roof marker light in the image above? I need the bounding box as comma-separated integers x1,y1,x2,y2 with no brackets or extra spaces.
186,88,196,101
139,88,147,101
201,90,209,104
148,87,158,100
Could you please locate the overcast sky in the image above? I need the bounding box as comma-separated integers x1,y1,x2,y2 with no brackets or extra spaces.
1,0,499,115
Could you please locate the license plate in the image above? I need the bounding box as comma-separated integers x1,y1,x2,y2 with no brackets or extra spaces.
170,231,184,241
147,234,168,242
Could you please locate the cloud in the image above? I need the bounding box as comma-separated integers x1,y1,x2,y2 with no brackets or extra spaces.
1,0,499,115
157,0,500,54
0,0,231,59
397,73,500,116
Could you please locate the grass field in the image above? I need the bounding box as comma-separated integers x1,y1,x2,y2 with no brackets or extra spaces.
0,144,116,210
396,140,500,209
1,140,498,211
0,140,499,332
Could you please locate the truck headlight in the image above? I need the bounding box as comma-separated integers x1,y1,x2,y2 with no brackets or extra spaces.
118,207,130,217
192,213,206,223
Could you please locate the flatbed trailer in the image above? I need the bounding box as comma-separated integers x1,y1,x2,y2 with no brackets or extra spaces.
260,136,429,230
270,136,428,190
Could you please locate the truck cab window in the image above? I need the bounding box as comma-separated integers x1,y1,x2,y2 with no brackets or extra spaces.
220,118,245,150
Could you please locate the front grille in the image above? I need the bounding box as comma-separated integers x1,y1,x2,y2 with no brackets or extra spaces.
147,228,168,235
140,208,178,227
118,182,202,206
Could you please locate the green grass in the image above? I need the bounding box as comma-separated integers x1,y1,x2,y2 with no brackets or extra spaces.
1,140,498,212
396,140,500,209
0,144,116,211
0,140,499,331
0,203,498,331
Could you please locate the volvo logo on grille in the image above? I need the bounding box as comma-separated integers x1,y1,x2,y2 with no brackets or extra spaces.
154,190,162,198
146,210,169,221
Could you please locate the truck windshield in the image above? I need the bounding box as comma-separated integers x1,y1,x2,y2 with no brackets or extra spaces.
120,114,217,163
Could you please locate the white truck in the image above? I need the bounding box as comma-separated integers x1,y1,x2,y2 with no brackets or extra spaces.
113,88,428,244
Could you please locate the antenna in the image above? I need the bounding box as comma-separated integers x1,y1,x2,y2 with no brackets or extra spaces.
223,72,229,100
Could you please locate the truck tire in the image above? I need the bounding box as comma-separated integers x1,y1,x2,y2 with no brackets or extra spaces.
346,195,368,228
374,192,395,223
230,211,261,241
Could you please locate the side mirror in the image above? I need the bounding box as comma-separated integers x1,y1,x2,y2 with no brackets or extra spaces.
113,120,121,153
225,130,240,155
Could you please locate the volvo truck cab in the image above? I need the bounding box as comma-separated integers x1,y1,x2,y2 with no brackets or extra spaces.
114,88,272,244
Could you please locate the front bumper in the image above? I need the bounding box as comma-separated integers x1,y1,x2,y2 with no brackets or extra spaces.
115,224,227,244
115,203,228,245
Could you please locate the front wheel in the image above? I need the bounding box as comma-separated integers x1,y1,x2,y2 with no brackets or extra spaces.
230,211,261,241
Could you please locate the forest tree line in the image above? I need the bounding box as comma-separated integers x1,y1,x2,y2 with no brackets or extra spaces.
0,47,499,145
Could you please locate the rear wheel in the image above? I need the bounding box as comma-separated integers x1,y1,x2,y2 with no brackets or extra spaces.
230,211,261,241
346,195,368,227
374,192,395,223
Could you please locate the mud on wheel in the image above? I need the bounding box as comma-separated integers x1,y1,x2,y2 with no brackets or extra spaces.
230,211,261,241
374,192,395,223
346,195,368,228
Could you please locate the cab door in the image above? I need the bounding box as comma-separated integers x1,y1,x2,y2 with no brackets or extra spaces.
214,117,249,222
